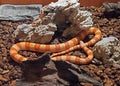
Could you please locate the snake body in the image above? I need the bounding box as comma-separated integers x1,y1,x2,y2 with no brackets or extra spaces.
10,27,101,64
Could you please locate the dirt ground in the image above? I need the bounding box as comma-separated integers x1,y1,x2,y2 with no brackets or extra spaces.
0,6,120,86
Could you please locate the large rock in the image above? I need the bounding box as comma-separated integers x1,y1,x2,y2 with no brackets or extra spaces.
43,0,93,37
13,0,93,43
15,53,102,86
14,23,57,43
93,37,120,65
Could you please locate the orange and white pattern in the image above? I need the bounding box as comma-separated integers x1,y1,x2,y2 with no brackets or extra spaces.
10,27,102,64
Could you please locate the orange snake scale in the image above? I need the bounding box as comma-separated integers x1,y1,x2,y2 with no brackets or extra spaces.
10,27,102,64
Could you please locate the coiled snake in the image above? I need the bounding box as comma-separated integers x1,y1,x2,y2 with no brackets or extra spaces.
10,27,101,64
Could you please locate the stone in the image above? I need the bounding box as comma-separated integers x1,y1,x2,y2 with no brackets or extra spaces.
43,0,93,37
93,36,120,65
13,0,93,43
13,23,57,43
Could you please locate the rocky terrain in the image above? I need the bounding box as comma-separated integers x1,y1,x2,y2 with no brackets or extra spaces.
0,2,120,86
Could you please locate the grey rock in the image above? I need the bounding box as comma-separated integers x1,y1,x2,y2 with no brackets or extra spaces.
14,23,57,43
93,36,120,65
0,4,42,21
42,0,93,37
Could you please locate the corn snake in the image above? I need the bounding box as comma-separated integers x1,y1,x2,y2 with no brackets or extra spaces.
10,27,101,64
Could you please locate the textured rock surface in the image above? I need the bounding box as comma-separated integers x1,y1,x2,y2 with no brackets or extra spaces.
14,23,57,43
15,54,102,86
0,4,42,21
13,0,93,43
42,0,93,37
103,2,120,18
93,37,120,65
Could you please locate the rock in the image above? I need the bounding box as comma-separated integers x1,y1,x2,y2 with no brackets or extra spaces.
14,52,102,86
14,23,57,43
95,36,118,46
103,2,120,18
93,36,120,65
0,4,42,21
16,53,59,86
45,0,93,37
54,61,103,86
13,0,93,42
